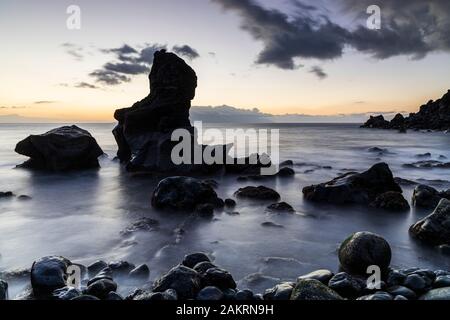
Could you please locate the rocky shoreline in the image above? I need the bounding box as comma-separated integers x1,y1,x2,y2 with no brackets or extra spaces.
1,231,449,301
361,90,450,132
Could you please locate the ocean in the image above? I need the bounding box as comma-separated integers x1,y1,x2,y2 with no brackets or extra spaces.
0,123,449,296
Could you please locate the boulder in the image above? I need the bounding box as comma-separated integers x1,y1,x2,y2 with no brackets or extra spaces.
264,282,295,300
193,261,217,274
357,291,393,300
419,287,450,300
338,232,392,275
369,192,410,212
31,256,71,297
108,260,135,277
328,272,366,298
130,288,178,301
15,125,104,171
202,267,236,290
266,202,295,213
297,270,334,285
85,279,118,299
129,264,150,280
290,279,343,300
87,260,108,278
235,186,280,201
412,185,450,209
152,177,223,212
387,285,417,300
196,286,224,301
182,253,211,269
410,199,450,246
303,163,402,205
153,265,202,300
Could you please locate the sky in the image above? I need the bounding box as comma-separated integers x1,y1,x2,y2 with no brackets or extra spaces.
0,0,449,122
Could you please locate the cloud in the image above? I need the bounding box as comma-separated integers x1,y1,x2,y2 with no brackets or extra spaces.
89,70,131,85
61,43,84,61
309,66,327,79
34,101,56,104
173,45,200,60
211,0,450,73
89,44,172,85
75,82,99,89
191,105,404,123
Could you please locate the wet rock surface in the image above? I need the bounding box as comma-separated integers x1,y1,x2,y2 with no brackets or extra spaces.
303,163,402,206
152,176,224,212
15,125,104,171
410,199,450,246
235,186,280,201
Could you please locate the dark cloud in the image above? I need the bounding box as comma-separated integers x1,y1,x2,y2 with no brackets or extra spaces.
173,45,200,60
211,0,450,73
75,82,99,89
104,62,150,75
309,66,327,79
89,70,131,86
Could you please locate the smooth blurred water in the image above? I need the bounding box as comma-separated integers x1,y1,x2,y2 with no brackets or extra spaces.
0,123,449,296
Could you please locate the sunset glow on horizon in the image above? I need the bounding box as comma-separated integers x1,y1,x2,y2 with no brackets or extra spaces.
1,0,449,122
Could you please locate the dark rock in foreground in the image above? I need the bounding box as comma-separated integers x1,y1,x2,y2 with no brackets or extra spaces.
290,279,343,300
152,265,202,299
152,176,223,212
410,199,450,246
15,125,104,172
339,232,392,275
302,163,402,206
31,256,71,297
235,186,280,201
0,280,7,300
361,90,450,131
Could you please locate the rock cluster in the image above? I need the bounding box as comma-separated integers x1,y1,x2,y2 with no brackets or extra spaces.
361,90,450,131
2,233,450,301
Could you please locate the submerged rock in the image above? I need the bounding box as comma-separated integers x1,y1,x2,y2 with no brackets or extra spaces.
410,199,450,246
266,202,295,213
0,191,14,198
15,125,104,171
339,232,392,275
403,160,450,169
235,186,280,201
31,256,71,297
369,191,410,212
412,185,450,209
152,176,223,212
302,163,402,205
290,279,343,300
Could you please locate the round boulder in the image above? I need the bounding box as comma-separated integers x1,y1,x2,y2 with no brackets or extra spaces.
152,177,223,212
31,256,71,297
338,232,392,275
